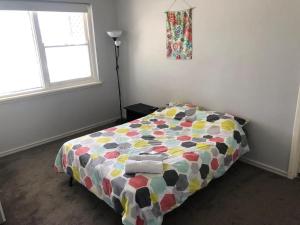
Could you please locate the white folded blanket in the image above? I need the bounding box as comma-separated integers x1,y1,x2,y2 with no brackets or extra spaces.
125,160,163,174
128,154,167,161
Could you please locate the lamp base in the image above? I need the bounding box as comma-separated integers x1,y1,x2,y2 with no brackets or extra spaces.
116,118,127,124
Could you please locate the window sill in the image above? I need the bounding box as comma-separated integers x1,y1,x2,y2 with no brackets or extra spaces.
0,81,102,105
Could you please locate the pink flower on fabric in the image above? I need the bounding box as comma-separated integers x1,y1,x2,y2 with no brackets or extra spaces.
167,45,172,57
184,27,192,42
168,12,177,25
173,43,179,50
62,154,67,168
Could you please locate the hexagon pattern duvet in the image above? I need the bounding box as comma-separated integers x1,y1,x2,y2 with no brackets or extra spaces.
55,108,249,225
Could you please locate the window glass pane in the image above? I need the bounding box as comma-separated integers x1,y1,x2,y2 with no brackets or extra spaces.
37,12,87,46
0,11,42,96
45,45,91,83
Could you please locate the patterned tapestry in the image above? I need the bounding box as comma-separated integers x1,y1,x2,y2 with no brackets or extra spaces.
166,8,193,60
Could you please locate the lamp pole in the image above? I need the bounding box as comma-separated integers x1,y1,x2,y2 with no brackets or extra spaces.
113,38,123,121
107,31,123,122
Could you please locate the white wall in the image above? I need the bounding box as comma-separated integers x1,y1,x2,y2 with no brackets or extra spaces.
0,0,120,155
116,0,300,173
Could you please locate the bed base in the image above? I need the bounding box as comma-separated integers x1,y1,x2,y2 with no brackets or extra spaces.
69,176,73,187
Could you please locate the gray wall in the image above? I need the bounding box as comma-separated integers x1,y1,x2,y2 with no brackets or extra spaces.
116,0,300,172
0,0,120,155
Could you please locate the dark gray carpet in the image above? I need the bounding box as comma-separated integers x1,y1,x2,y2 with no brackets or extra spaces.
1,123,300,225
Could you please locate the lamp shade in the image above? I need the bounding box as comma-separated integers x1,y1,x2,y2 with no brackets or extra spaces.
107,30,122,38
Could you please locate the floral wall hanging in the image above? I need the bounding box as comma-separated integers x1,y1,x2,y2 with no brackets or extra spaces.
166,8,193,60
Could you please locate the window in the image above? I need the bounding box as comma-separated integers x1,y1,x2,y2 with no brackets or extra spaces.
0,2,98,99
0,11,43,96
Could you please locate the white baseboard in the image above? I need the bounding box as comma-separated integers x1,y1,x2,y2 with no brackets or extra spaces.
0,202,6,224
0,117,119,158
0,200,5,224
240,157,288,178
288,85,300,179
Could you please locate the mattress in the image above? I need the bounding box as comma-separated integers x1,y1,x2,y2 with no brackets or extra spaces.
54,109,249,225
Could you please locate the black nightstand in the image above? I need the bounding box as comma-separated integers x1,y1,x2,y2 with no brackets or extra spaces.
124,103,158,121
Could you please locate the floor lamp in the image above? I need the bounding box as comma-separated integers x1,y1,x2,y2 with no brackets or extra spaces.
107,30,123,122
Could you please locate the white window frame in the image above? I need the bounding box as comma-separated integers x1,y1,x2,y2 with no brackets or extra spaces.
0,2,100,103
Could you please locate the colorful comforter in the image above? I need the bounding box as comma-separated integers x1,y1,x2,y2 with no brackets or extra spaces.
54,110,249,225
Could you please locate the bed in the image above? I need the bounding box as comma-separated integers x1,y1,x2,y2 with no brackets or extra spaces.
54,104,249,225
